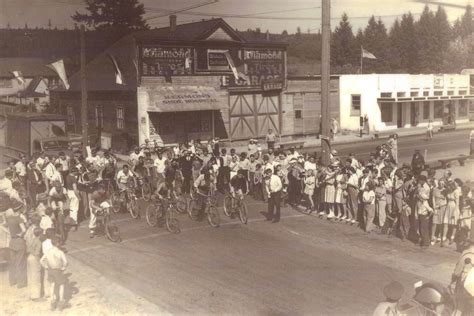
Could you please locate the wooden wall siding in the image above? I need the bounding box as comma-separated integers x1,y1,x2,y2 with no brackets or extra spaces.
229,93,281,140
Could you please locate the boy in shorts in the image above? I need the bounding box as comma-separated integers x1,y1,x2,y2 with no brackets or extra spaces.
40,235,68,310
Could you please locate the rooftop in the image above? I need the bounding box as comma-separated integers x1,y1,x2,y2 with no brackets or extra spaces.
0,58,57,78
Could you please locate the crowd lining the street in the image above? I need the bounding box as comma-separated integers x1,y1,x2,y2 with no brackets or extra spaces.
0,129,473,310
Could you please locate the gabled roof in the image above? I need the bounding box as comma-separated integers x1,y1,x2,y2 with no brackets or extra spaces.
0,58,57,78
62,18,288,92
134,18,244,43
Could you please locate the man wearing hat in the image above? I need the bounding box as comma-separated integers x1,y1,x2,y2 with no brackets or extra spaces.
373,281,404,316
264,168,282,223
411,149,425,177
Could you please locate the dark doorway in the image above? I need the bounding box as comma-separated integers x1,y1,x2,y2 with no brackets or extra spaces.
410,102,417,126
397,103,403,128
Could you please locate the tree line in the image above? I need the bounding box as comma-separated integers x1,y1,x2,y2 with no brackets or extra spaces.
331,5,473,73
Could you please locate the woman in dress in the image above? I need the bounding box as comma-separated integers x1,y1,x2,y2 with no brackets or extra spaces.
322,165,337,219
432,180,447,245
375,177,387,229
442,180,461,245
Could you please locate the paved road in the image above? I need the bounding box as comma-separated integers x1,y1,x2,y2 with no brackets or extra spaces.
63,132,471,314
306,129,471,165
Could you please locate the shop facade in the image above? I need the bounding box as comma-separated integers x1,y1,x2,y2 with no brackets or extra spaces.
339,74,474,132
53,17,288,149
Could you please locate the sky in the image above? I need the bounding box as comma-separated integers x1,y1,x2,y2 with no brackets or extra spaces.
0,0,471,33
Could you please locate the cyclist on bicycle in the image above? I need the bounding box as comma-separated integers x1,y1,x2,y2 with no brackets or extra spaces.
230,169,247,209
89,184,109,238
115,165,137,200
193,169,214,218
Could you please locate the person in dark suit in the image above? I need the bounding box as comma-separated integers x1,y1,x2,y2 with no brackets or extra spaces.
27,161,44,206
180,151,193,194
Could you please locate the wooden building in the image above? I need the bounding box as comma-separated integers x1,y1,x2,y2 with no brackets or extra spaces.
51,17,291,149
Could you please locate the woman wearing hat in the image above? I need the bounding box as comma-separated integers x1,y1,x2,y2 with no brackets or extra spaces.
443,179,461,245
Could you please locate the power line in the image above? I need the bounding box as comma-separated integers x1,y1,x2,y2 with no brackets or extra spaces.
144,0,219,21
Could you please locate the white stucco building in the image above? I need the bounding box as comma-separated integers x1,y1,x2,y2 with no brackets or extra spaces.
339,74,474,132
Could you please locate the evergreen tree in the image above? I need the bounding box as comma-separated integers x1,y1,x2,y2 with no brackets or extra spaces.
433,6,452,72
388,18,403,71
331,13,356,68
399,13,418,73
459,5,473,38
281,30,288,36
415,5,437,72
362,16,390,72
72,0,148,36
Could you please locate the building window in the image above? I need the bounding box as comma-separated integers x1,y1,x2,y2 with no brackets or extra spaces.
434,101,443,119
66,105,75,125
116,106,124,129
423,103,430,120
423,91,429,96
410,91,419,97
380,92,392,98
447,90,454,96
397,92,406,97
295,110,302,119
380,103,393,123
459,100,468,117
434,91,443,96
351,95,361,116
0,79,12,88
95,105,103,127
459,90,467,95
286,94,294,107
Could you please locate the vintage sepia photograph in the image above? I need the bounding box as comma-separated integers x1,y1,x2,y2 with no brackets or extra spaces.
0,0,473,315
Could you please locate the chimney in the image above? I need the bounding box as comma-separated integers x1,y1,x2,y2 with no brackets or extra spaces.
170,15,177,32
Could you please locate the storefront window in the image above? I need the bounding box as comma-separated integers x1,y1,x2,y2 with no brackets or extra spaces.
459,100,468,117
423,103,430,120
351,95,361,116
380,103,392,123
66,105,75,125
434,101,443,119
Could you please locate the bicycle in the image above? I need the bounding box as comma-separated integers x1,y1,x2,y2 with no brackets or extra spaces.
223,192,248,224
145,195,180,234
137,177,152,202
111,183,140,219
93,201,121,242
188,190,220,228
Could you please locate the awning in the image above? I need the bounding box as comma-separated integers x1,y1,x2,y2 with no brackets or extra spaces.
378,94,474,103
147,86,227,112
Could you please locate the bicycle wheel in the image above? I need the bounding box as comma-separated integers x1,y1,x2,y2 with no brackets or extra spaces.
187,199,199,220
145,203,162,227
207,205,220,228
223,195,233,217
128,198,140,219
176,195,187,214
142,183,152,202
105,214,121,242
238,201,248,224
166,208,181,234
111,192,122,213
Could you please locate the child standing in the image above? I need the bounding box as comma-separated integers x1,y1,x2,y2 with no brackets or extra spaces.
304,169,316,213
40,235,68,311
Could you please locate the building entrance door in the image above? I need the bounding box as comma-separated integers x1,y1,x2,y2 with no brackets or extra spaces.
397,103,403,128
410,103,417,126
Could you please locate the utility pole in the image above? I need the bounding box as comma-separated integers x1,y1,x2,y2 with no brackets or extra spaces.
80,25,88,156
320,0,331,166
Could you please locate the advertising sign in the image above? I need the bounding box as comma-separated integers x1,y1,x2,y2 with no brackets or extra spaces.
229,49,285,90
141,47,193,76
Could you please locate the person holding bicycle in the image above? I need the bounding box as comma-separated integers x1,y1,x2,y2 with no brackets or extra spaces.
88,184,109,238
155,178,176,209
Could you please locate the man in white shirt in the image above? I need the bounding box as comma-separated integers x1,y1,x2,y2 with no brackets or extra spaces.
265,168,282,223
154,151,167,182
